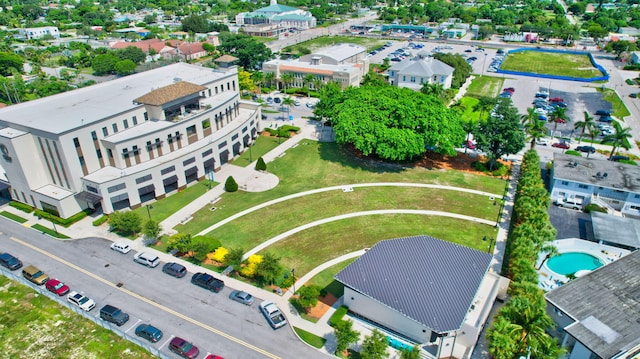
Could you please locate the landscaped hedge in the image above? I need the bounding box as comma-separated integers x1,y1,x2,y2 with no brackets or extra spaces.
329,306,349,327
92,215,109,226
9,201,34,213
585,203,607,213
34,208,91,228
564,150,582,156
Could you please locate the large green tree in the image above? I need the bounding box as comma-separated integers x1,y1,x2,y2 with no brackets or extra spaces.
92,53,118,75
108,210,142,235
602,123,632,159
360,329,388,359
0,52,24,76
522,108,547,150
574,111,595,144
329,85,465,160
334,319,360,354
116,46,146,64
181,14,210,33
218,34,272,70
475,99,525,170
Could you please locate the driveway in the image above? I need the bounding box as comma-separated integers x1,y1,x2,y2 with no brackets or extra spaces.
548,205,591,240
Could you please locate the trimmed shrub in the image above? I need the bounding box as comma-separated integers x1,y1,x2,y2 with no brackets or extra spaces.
255,157,267,171
34,208,91,227
92,215,108,226
10,201,34,213
208,247,229,263
240,254,262,277
565,150,582,157
225,176,238,192
619,159,637,165
329,306,349,327
585,203,607,213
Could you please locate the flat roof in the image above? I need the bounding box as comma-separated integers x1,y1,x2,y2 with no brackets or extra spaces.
546,250,640,358
553,153,640,193
0,63,232,135
590,211,640,249
312,43,365,63
335,235,492,333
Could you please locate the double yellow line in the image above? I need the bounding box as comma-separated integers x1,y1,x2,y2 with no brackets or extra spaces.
10,236,280,359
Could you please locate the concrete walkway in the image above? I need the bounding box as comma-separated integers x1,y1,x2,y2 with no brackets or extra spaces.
244,210,497,259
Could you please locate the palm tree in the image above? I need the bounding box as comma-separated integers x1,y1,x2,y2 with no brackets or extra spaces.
602,124,633,159
473,97,498,121
281,96,295,120
302,74,314,97
588,124,601,146
549,106,568,137
264,72,275,90
280,72,294,93
522,108,547,149
251,71,263,95
574,111,595,144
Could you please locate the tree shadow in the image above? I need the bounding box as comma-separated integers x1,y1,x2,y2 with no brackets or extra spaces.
317,142,407,174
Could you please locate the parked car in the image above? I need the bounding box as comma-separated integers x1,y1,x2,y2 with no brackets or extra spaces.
536,138,550,146
67,291,96,311
464,49,472,53
630,93,638,98
46,278,70,296
99,304,130,326
549,97,564,103
0,252,23,270
169,337,200,359
110,242,131,254
554,198,583,210
503,87,515,93
576,145,596,153
273,97,281,104
259,300,288,329
595,109,611,116
191,272,225,292
552,142,570,149
229,290,255,305
204,355,224,359
162,262,187,278
552,102,568,108
135,324,163,343
553,118,566,124
133,252,160,268
22,265,49,285
538,115,548,121
611,155,630,162
598,115,613,123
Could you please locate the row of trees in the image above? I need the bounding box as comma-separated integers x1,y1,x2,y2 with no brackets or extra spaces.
487,150,563,358
573,111,633,159
332,318,419,359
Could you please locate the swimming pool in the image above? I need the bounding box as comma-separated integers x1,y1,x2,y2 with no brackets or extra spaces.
547,252,604,276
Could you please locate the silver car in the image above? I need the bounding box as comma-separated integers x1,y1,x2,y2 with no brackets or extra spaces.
229,290,255,305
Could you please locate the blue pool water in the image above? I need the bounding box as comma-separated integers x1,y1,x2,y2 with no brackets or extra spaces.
547,252,603,275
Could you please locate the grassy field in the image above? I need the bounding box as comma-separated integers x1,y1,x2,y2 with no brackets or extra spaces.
465,76,504,98
293,327,326,348
501,51,603,78
0,211,28,223
131,179,215,223
0,276,155,358
174,141,506,237
261,214,497,276
229,135,282,168
598,88,631,119
456,97,482,122
306,258,357,298
282,35,386,54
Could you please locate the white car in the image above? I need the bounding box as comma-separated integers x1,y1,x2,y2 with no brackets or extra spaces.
67,291,96,311
110,242,131,254
536,138,550,146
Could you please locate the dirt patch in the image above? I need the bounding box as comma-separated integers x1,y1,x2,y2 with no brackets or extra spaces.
306,293,338,319
416,151,486,172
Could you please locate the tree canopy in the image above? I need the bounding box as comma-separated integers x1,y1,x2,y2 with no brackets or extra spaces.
475,98,525,169
218,34,272,70
323,85,465,161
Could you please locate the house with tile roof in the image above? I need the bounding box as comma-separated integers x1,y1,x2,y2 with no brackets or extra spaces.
262,43,369,89
235,0,316,34
335,235,509,359
110,39,174,58
0,63,260,217
386,55,454,91
545,250,640,359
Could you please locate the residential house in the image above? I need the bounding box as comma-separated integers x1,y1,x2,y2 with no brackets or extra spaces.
15,26,60,40
386,53,454,90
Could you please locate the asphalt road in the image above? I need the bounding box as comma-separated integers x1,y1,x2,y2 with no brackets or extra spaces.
0,218,327,359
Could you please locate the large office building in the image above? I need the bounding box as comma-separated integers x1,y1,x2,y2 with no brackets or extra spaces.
0,63,260,218
235,0,316,32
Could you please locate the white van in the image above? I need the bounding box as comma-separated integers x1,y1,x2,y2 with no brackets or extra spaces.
110,242,131,254
133,252,160,268
555,198,583,210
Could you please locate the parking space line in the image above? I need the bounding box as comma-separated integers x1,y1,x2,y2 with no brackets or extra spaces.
125,319,141,333
9,236,281,359
159,335,174,350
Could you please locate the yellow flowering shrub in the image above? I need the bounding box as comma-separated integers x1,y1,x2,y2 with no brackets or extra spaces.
208,247,229,263
240,254,262,277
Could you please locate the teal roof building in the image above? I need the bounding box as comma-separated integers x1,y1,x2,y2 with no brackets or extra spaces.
235,0,316,30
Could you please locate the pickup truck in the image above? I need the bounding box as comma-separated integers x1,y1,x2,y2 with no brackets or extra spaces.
259,300,287,329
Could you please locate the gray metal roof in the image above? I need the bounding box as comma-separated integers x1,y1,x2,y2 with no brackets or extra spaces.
334,235,492,333
388,58,454,77
553,153,640,193
591,211,640,249
545,250,640,358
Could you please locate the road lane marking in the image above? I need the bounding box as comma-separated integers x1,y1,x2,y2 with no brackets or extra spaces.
9,236,281,359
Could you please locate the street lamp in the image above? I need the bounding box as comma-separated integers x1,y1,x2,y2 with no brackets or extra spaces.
146,204,153,220
483,236,495,253
291,268,296,294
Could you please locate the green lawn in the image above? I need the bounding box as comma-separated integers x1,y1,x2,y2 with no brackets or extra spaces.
598,88,631,119
261,214,498,276
175,141,506,237
229,135,282,168
465,76,504,98
501,51,603,78
132,179,215,222
307,258,357,298
0,211,28,223
294,327,326,348
282,36,386,54
0,277,155,358
32,224,70,239
456,97,481,122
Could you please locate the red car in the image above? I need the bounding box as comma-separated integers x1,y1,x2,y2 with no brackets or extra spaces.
205,355,224,359
553,118,566,123
45,279,70,296
552,142,570,149
169,337,200,359
503,87,515,93
549,97,564,103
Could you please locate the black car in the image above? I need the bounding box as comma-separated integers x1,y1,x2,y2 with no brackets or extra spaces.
595,109,611,116
576,145,596,153
0,252,23,270
611,155,630,162
599,115,613,123
162,262,187,278
191,272,225,293
273,97,281,104
135,324,163,343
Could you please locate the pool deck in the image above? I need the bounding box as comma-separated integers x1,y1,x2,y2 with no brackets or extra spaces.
536,238,631,291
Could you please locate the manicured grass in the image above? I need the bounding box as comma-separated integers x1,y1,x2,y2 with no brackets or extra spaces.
598,88,631,119
306,258,356,299
290,299,319,323
501,51,603,78
329,306,349,326
0,211,28,223
229,135,282,168
131,179,215,222
0,277,155,358
32,224,70,239
262,214,498,276
294,327,326,348
282,36,386,54
175,141,506,236
204,186,500,252
465,76,504,98
456,96,482,122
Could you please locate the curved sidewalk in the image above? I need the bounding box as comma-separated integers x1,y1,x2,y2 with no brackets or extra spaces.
197,183,502,237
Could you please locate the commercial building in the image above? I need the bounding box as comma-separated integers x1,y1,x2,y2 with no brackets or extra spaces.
15,26,60,40
0,63,260,218
262,43,369,89
235,0,316,34
545,250,640,359
335,235,509,359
